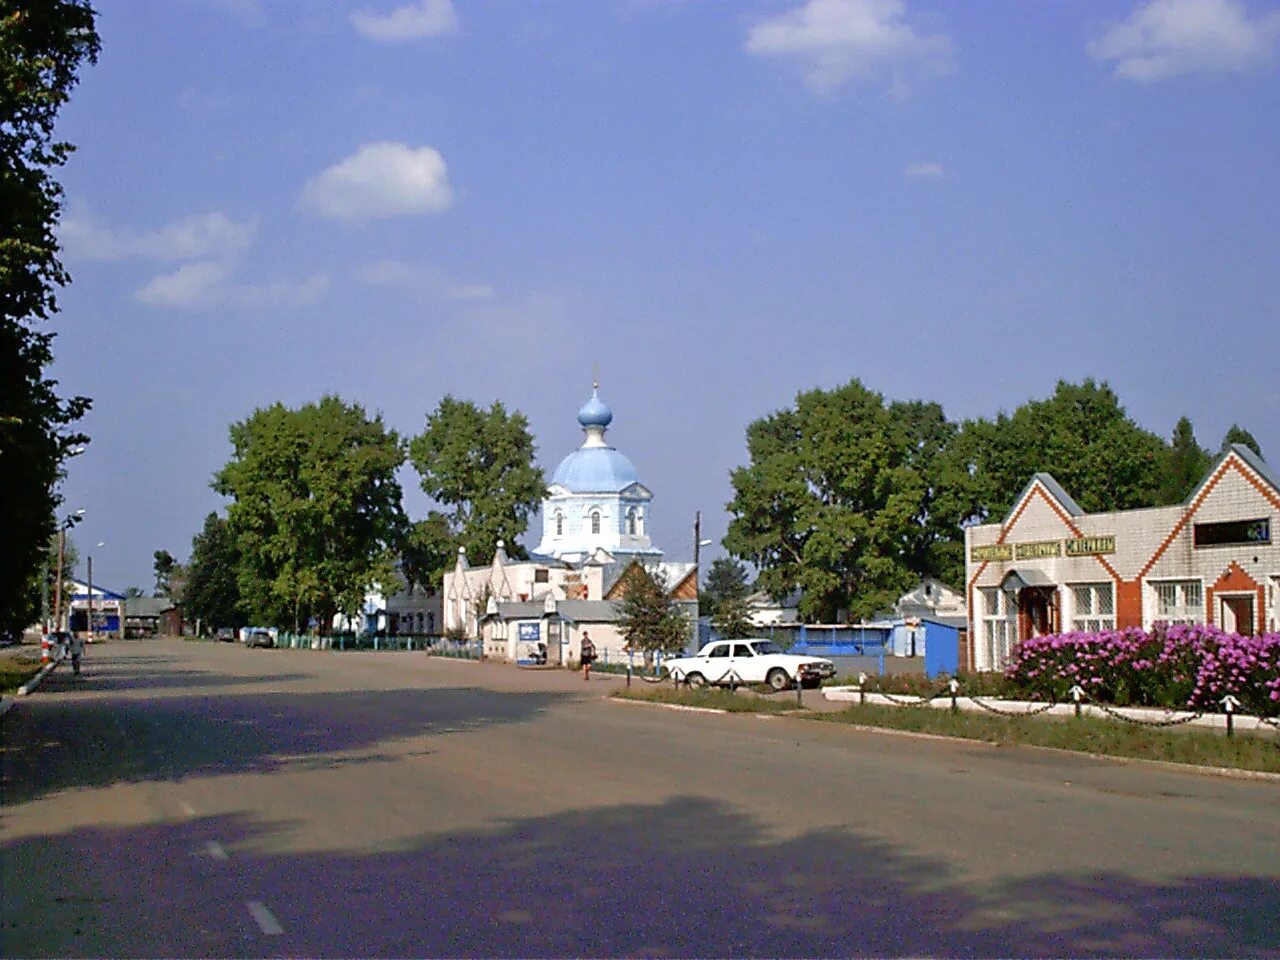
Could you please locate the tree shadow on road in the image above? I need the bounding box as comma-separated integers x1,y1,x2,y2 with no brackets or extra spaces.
0,686,564,806
3,795,1277,958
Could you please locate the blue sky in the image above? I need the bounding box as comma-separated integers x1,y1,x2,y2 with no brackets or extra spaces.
49,0,1280,592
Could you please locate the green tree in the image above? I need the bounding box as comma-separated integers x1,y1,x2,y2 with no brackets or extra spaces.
617,566,689,662
1157,416,1211,505
1221,424,1263,460
28,526,78,627
724,379,960,623
123,586,144,599
214,395,407,631
407,396,545,581
711,591,755,639
947,379,1169,523
700,557,751,622
0,2,99,636
153,549,178,596
183,512,245,630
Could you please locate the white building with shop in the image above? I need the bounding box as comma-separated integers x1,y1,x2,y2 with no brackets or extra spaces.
965,444,1280,671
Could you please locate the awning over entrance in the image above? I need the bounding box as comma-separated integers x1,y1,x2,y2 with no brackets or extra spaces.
1001,569,1055,592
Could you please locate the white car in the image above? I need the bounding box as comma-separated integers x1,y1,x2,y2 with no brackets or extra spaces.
663,639,836,691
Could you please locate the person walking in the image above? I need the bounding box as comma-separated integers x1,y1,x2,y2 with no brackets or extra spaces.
69,632,85,676
580,632,596,681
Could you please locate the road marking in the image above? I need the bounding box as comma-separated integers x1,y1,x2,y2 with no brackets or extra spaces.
179,801,196,816
205,840,228,860
247,901,283,935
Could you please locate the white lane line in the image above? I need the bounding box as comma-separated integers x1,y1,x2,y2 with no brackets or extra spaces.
179,801,196,816
205,840,229,860
247,901,284,936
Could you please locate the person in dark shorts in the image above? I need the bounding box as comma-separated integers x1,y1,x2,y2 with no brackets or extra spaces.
580,632,596,680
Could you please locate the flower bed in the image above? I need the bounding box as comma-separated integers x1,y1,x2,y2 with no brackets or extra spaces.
1005,624,1280,717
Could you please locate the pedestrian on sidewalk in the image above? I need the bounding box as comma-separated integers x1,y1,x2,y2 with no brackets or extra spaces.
580,632,596,681
69,633,85,675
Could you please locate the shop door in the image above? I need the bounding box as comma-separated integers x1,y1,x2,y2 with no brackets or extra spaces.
1220,595,1255,636
1018,588,1055,641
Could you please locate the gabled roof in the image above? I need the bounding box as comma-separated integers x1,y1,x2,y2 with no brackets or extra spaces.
484,601,546,622
1004,472,1085,524
1188,443,1280,505
125,596,173,617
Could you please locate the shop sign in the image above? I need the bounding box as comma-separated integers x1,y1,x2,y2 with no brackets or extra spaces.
1015,540,1062,560
970,543,1013,562
1065,535,1116,556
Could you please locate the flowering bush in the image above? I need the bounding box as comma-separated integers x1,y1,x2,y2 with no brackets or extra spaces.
1005,624,1280,716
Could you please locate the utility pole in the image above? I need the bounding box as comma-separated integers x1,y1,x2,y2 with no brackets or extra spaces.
87,554,94,643
693,511,702,571
53,527,66,633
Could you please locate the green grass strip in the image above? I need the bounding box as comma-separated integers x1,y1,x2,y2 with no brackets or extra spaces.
614,688,1280,773
0,660,43,694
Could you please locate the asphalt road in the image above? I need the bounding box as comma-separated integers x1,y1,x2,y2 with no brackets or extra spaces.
2,638,1278,958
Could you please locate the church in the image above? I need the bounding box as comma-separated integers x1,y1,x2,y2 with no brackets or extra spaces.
441,385,698,665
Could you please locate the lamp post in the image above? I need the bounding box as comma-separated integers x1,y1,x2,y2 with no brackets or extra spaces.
52,508,85,633
692,511,712,652
88,542,105,643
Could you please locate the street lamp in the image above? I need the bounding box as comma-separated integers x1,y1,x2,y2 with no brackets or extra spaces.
52,509,85,633
87,542,105,643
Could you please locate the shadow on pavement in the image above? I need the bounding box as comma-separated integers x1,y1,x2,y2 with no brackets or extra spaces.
3,796,1277,958
0,686,564,806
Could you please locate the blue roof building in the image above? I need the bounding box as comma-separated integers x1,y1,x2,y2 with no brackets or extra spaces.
535,384,662,565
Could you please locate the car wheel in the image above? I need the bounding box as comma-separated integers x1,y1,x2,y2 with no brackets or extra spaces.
767,668,791,692
686,672,707,689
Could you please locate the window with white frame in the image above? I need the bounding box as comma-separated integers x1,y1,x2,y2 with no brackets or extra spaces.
627,507,637,535
1152,580,1203,626
979,587,1016,668
1071,582,1115,632
555,511,564,537
591,511,601,535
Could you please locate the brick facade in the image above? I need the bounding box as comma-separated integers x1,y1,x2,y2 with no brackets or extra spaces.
964,447,1280,670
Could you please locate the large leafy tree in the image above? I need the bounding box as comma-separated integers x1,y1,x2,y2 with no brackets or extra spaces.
407,396,545,584
183,512,245,631
724,379,961,623
946,379,1169,524
1157,416,1211,505
616,566,689,661
0,1,99,636
214,396,407,631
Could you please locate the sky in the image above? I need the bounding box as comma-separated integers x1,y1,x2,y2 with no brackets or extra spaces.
46,0,1280,593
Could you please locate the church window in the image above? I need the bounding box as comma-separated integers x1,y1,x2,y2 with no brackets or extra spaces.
627,508,637,535
555,512,564,537
591,511,601,535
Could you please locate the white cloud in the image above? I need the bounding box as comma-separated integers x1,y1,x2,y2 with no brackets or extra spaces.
351,0,457,42
357,259,494,301
300,142,454,222
1089,0,1280,81
905,162,946,178
59,210,257,263
135,261,329,309
745,0,953,93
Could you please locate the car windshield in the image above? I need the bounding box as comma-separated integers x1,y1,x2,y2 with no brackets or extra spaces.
749,641,783,655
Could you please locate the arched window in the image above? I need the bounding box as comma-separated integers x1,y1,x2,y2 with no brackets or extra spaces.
627,507,637,535
591,511,601,535
555,511,564,537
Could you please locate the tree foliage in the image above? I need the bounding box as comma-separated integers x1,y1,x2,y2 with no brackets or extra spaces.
700,557,751,622
724,379,963,623
153,549,178,596
617,566,689,658
183,512,245,630
0,1,99,635
214,395,407,631
711,591,755,640
1157,416,1211,505
945,379,1169,523
407,396,545,583
1221,423,1263,460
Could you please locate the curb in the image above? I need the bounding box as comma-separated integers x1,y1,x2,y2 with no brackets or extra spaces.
17,657,61,696
610,696,729,716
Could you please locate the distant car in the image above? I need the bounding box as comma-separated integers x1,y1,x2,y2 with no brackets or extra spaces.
663,639,836,691
246,629,275,649
215,627,236,643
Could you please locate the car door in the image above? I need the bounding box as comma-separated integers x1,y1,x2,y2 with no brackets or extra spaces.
731,642,766,683
702,642,731,682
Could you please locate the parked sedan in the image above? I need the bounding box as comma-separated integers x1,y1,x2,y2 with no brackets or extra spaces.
663,639,836,691
246,629,275,649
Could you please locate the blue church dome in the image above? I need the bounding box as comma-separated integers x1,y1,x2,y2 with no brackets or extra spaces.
551,447,638,492
577,389,613,428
